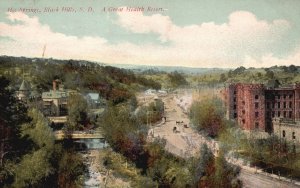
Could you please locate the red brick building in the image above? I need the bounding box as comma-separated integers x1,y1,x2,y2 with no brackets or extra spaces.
223,83,300,133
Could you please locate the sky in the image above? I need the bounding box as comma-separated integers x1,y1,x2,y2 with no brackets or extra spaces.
0,0,300,68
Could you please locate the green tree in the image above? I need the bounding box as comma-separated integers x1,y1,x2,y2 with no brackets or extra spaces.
21,109,54,149
193,144,241,188
232,66,246,75
13,149,54,187
147,153,192,188
287,65,298,73
64,72,82,90
58,151,86,188
0,76,29,152
13,109,55,187
219,73,227,82
66,93,88,132
147,99,164,124
0,76,30,186
190,98,225,137
196,144,215,187
265,70,275,79
167,71,188,88
144,139,166,168
11,109,86,188
98,105,148,169
228,70,233,78
214,150,242,188
129,95,138,112
219,124,247,154
164,162,192,188
257,72,262,78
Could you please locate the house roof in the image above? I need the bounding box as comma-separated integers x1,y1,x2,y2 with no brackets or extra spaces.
19,80,30,91
86,93,100,101
42,90,68,99
30,90,40,97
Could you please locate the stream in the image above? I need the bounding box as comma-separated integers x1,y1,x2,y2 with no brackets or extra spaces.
74,139,107,188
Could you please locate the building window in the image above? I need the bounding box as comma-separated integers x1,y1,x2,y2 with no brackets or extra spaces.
277,102,280,109
255,111,259,118
284,94,287,99
234,113,237,118
289,111,292,118
242,119,245,124
284,111,286,118
289,101,292,108
242,101,245,105
255,102,259,109
284,102,286,108
233,97,236,102
289,94,293,99
272,112,275,117
255,95,259,100
255,122,259,129
277,95,281,99
282,130,286,138
293,132,296,139
267,102,270,109
277,111,281,117
233,105,237,110
234,91,236,95
242,110,245,114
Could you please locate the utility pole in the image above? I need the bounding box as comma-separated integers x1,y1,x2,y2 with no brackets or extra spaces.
42,44,46,58
147,110,154,137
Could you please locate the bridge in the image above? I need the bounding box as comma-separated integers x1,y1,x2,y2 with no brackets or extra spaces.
48,116,67,124
54,130,104,140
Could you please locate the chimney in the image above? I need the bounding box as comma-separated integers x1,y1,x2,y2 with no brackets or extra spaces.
53,80,56,91
59,84,64,91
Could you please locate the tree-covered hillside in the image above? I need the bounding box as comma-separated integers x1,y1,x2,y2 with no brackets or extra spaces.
0,56,161,105
186,65,300,88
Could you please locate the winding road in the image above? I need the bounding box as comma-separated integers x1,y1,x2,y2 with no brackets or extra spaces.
138,90,300,188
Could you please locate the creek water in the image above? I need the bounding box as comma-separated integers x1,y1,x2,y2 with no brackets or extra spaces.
72,139,108,187
74,138,107,150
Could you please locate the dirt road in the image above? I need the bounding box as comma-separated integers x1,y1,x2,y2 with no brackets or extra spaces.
139,91,300,188
142,92,215,158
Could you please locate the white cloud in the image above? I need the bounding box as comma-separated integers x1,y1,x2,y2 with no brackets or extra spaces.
116,10,292,67
0,12,109,60
116,9,173,42
244,48,300,68
0,11,296,68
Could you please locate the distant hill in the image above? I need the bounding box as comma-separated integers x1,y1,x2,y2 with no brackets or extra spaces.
222,65,300,85
2,55,298,87
110,64,229,74
0,55,227,74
